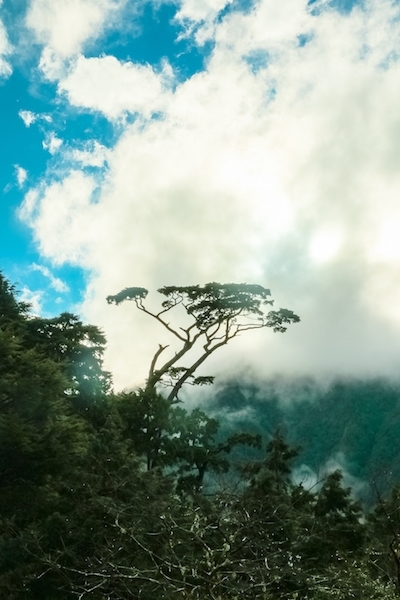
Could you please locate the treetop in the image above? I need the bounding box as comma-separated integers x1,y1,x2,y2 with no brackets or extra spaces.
158,282,273,327
106,281,300,400
106,286,149,305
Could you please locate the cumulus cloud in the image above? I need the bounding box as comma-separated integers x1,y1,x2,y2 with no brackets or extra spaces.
42,132,63,154
174,0,233,44
71,141,110,167
19,171,99,266
19,0,400,389
38,46,68,80
26,0,127,59
58,55,173,120
176,0,232,23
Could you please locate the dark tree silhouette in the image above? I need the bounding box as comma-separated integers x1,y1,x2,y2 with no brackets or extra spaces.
107,282,300,401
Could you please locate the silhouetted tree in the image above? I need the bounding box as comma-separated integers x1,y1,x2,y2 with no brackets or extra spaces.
107,282,300,401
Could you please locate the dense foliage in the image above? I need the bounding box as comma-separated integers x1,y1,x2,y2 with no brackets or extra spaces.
1,273,400,598
208,379,400,499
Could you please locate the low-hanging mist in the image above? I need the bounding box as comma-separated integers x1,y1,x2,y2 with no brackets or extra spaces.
201,375,400,502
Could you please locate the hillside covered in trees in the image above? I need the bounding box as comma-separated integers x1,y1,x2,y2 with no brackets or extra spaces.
2,272,400,599
207,377,400,500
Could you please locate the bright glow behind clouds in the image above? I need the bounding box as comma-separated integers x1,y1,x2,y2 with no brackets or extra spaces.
19,0,400,388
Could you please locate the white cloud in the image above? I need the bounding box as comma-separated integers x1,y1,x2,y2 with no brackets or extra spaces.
26,0,127,59
215,0,311,52
19,110,37,127
38,46,68,81
176,0,232,23
58,54,172,120
15,166,28,187
42,132,63,154
0,18,12,77
19,286,44,316
20,0,400,389
19,110,52,126
174,0,233,44
20,171,98,266
71,141,110,167
31,263,69,293
19,189,39,222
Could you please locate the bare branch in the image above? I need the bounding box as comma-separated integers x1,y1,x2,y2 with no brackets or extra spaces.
148,344,169,380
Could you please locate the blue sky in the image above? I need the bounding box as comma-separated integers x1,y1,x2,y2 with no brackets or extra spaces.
2,0,400,388
0,0,213,314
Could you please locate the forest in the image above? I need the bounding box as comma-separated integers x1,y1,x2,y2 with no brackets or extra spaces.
2,272,400,599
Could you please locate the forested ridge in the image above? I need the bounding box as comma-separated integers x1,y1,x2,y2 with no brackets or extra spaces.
207,378,400,499
2,273,400,599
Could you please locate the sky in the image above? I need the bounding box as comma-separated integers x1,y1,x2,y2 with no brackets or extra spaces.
2,0,400,390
